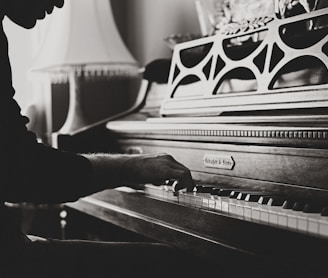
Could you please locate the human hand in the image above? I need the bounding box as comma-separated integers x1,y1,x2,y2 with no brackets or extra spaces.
122,154,195,192
85,153,195,192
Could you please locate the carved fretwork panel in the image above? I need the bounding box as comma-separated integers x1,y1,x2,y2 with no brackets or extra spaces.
161,8,328,116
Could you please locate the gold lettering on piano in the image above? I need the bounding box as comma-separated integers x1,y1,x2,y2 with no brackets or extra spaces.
203,154,235,170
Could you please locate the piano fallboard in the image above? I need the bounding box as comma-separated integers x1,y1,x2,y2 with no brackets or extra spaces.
113,138,328,199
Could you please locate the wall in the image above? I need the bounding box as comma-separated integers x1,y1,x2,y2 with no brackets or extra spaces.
4,0,201,138
5,0,201,107
4,14,56,139
111,0,201,67
3,18,35,110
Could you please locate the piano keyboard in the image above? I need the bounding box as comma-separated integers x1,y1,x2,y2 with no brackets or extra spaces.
144,184,328,239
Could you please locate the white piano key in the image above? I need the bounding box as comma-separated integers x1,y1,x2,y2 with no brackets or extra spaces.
166,188,175,201
215,197,222,211
267,206,287,226
307,215,328,237
221,199,229,213
202,196,210,208
243,205,252,220
208,198,216,210
308,218,319,235
190,193,198,207
238,201,261,221
319,218,328,237
251,206,261,221
268,207,307,233
268,206,290,225
235,203,244,217
156,186,165,198
162,188,169,200
179,193,186,205
269,211,278,225
145,184,163,198
144,184,328,241
287,213,298,230
277,211,288,227
184,193,196,207
228,200,237,216
194,195,203,208
260,208,269,223
297,214,308,233
181,192,192,205
179,192,187,205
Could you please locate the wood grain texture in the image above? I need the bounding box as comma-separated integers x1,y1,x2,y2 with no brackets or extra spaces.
115,138,328,196
66,189,328,277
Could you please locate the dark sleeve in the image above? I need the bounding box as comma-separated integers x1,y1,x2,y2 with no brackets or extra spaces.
1,95,99,204
0,22,100,204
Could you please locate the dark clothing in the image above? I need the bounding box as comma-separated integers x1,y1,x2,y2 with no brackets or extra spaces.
0,16,96,203
0,13,105,270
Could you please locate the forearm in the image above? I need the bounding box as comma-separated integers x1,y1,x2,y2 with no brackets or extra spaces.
5,144,96,204
83,153,195,192
83,153,132,189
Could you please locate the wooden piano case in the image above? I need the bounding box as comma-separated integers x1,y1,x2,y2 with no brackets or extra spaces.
63,7,328,278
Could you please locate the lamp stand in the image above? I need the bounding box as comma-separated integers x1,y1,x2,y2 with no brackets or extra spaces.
57,70,88,134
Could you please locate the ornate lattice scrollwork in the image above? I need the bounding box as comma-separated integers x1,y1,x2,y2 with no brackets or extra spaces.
161,8,328,117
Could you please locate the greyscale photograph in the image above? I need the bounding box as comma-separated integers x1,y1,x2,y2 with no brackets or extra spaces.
0,0,327,277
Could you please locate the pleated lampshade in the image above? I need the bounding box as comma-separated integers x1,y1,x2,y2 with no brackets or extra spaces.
31,0,139,134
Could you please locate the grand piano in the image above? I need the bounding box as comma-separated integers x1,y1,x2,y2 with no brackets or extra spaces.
61,6,328,278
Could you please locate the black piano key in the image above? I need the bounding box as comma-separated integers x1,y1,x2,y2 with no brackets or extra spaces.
217,189,233,197
321,207,328,216
165,180,176,186
282,199,297,209
195,185,214,193
292,200,306,211
236,191,262,201
230,190,259,199
245,193,272,202
229,190,240,199
210,188,230,195
237,192,249,200
267,197,285,206
258,196,273,205
210,188,221,195
303,201,326,213
202,186,214,193
245,194,262,202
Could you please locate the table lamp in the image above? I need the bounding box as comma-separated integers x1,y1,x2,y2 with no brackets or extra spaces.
32,0,139,134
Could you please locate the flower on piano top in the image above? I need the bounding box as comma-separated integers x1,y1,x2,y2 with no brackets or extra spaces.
275,0,320,18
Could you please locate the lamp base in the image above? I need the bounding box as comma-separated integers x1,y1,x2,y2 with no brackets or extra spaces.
57,71,88,135
55,64,140,137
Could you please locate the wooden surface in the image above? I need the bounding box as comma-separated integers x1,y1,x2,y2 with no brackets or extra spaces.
113,138,328,198
66,189,328,277
106,119,328,148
